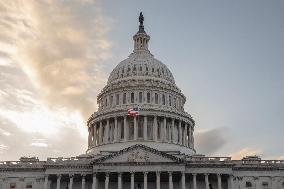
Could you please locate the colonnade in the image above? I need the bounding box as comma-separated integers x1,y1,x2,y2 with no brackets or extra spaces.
88,115,194,149
44,172,233,189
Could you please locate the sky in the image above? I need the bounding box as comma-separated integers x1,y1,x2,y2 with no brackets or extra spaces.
0,0,283,161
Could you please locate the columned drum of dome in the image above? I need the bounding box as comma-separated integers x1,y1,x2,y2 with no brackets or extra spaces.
87,13,195,155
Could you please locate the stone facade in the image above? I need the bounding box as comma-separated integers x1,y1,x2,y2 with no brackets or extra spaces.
1,14,284,189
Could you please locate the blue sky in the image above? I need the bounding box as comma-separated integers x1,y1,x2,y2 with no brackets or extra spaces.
0,0,283,160
98,0,284,158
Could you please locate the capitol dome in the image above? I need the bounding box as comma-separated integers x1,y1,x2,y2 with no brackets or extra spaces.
87,13,195,156
107,51,175,84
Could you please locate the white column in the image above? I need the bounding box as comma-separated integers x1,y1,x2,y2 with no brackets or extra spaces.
188,126,191,147
205,174,209,189
144,172,148,189
178,121,182,145
134,116,138,140
105,173,109,189
44,176,48,189
229,175,234,189
171,119,175,143
105,119,110,143
184,124,188,146
131,172,135,189
156,172,161,189
82,175,86,189
168,172,173,189
93,125,97,146
255,177,261,189
153,116,158,141
163,117,167,142
114,117,118,142
99,121,103,144
56,175,61,189
181,172,186,189
88,127,92,147
143,116,148,140
271,177,277,189
69,175,74,189
124,116,128,141
191,126,194,148
92,173,97,189
217,174,222,189
118,173,122,189
193,174,197,189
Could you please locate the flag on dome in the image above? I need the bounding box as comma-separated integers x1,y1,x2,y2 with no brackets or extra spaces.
128,106,139,116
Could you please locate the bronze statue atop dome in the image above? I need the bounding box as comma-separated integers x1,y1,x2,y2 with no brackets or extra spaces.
138,12,145,33
139,12,144,25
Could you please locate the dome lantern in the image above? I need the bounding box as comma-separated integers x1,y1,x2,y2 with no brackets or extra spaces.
133,12,150,52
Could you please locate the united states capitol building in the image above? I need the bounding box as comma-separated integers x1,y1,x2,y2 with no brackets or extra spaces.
1,13,284,189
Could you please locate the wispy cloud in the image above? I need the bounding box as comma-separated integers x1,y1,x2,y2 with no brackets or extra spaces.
0,0,112,160
195,127,229,155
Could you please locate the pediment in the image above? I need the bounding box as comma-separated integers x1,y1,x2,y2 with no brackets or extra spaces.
94,144,182,164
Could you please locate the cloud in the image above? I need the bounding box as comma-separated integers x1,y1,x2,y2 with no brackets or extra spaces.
0,118,86,161
229,148,262,160
0,0,112,160
195,127,229,155
0,0,112,119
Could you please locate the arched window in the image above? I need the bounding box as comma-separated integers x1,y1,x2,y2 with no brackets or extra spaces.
169,95,172,106
147,92,151,103
105,98,108,107
123,93,126,104
162,94,166,105
246,181,252,187
131,92,135,103
155,93,159,104
139,92,143,103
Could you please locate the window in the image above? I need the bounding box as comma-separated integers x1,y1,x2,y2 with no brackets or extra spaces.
162,94,165,105
116,94,119,105
262,182,269,188
26,183,32,188
131,93,134,103
155,93,159,104
169,95,172,106
173,97,176,108
110,96,113,107
139,92,143,103
246,182,252,187
10,183,16,189
123,93,126,104
147,92,151,103
105,98,108,107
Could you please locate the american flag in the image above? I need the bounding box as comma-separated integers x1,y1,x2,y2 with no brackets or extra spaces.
128,106,139,116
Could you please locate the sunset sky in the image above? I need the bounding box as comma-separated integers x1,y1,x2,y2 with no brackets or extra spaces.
0,0,283,161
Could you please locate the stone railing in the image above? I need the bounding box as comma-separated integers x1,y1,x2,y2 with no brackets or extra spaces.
0,160,46,168
45,156,93,165
186,155,284,166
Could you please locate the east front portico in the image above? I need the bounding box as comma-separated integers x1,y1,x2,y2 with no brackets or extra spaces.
92,144,185,189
